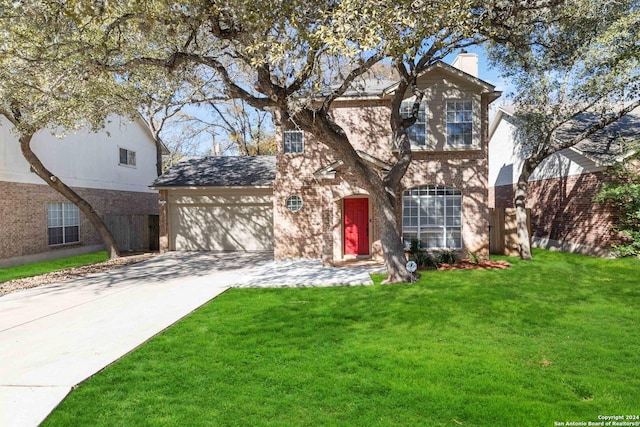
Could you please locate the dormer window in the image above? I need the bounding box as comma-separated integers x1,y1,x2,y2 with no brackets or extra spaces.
283,130,304,154
446,100,473,147
401,100,427,147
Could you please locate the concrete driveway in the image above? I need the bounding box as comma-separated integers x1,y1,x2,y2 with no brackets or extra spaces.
0,252,382,426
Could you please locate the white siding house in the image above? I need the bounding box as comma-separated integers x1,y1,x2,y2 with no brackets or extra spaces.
0,115,160,267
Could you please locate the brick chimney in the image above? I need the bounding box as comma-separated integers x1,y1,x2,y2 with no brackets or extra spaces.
451,51,478,78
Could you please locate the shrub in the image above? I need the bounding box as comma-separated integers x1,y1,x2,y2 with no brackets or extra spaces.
595,151,640,257
467,252,481,264
415,252,440,270
407,238,441,270
436,250,458,264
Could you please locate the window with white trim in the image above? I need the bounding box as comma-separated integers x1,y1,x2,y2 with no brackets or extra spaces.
402,185,462,249
283,130,304,154
401,100,427,147
446,100,473,147
48,202,80,246
286,195,303,212
119,147,136,166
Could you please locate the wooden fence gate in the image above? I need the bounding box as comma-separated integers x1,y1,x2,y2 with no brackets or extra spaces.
104,214,159,252
489,208,530,256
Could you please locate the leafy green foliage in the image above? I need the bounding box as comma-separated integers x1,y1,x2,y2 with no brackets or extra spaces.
435,250,458,265
489,0,640,163
467,251,481,264
487,0,640,259
595,154,640,256
0,1,139,134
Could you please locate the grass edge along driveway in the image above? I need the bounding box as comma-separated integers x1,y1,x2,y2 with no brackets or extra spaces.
0,251,109,283
44,249,640,427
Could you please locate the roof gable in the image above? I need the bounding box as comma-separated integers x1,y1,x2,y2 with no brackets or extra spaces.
382,61,497,97
335,60,499,101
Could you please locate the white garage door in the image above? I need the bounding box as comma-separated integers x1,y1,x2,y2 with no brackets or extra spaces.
169,188,273,251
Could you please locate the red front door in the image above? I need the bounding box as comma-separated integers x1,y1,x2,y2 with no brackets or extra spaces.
344,198,369,255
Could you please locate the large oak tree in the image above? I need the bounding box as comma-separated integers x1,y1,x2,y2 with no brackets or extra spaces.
81,0,564,281
3,0,564,279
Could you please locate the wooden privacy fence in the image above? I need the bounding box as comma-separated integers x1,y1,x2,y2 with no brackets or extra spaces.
489,208,531,256
104,214,159,252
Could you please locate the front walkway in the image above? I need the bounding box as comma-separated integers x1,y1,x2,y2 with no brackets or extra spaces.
0,252,384,426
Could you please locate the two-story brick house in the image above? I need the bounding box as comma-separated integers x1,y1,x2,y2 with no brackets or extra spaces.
154,53,501,263
273,53,500,262
1,115,160,267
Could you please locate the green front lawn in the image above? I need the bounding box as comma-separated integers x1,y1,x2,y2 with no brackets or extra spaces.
0,251,109,283
44,249,640,426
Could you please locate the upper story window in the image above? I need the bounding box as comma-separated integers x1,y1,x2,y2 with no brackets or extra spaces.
283,130,304,154
48,202,80,246
446,100,473,147
119,147,136,166
401,100,427,147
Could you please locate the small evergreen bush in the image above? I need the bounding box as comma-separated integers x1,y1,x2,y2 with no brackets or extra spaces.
407,238,440,270
436,250,458,264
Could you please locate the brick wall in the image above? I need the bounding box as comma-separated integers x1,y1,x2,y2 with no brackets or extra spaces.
0,180,158,261
491,172,619,253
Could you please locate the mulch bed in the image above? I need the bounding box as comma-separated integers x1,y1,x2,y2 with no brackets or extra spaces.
437,259,511,271
0,252,157,296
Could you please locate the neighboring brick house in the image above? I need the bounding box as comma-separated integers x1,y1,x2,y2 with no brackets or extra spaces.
0,115,161,267
154,53,502,263
488,105,640,256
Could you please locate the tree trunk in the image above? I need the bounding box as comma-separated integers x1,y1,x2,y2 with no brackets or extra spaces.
155,138,163,176
515,158,535,260
372,189,412,284
19,133,121,259
296,109,412,283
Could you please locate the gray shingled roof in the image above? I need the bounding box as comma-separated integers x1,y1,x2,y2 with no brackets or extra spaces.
152,156,276,187
557,108,640,165
499,105,640,166
338,78,398,97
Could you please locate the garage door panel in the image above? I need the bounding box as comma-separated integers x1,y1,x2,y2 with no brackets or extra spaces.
171,194,272,205
171,204,273,251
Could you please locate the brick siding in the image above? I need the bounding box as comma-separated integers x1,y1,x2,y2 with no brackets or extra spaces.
274,87,492,262
491,172,619,253
0,180,158,260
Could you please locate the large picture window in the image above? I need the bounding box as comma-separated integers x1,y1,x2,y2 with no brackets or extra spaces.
446,100,473,147
402,185,462,249
283,130,304,154
48,202,80,246
400,100,427,147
